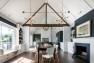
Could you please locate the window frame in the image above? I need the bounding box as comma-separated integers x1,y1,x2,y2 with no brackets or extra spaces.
0,21,16,51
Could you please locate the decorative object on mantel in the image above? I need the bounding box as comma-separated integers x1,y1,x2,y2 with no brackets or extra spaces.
76,20,91,37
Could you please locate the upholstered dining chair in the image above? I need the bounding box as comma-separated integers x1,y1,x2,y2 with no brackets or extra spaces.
54,44,59,62
42,47,55,63
29,47,38,62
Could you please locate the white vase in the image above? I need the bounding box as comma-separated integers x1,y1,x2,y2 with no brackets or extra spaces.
0,49,4,55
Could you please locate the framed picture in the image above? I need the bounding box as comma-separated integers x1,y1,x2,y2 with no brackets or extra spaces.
76,20,91,37
42,38,49,42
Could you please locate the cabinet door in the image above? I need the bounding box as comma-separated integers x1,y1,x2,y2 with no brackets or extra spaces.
60,42,64,50
68,42,74,54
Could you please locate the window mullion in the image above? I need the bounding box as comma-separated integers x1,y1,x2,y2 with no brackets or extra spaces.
1,24,3,49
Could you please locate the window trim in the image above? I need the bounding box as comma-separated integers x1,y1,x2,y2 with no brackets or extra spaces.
0,22,16,51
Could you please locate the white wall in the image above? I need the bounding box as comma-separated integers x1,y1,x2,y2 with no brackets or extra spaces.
16,24,25,54
29,27,71,52
51,27,71,52
30,34,33,46
63,27,71,52
30,27,71,43
52,27,63,42
30,27,68,43
30,27,51,42
40,28,51,42
16,24,20,45
23,26,30,52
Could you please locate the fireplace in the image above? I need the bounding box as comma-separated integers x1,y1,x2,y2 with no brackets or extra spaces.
72,43,90,63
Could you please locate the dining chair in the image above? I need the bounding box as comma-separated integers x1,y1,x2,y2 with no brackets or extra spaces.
42,47,55,63
54,44,59,62
29,47,38,62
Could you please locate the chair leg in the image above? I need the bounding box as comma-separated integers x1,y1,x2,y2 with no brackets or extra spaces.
52,57,55,63
56,51,59,63
42,57,44,63
49,58,51,62
35,52,38,62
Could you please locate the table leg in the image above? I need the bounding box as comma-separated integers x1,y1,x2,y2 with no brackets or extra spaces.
38,49,39,63
54,50,55,59
54,52,55,59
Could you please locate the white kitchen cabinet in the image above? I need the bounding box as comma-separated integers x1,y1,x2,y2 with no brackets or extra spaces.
68,42,74,54
60,42,64,51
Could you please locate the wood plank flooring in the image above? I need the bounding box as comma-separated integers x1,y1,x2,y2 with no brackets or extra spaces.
5,50,82,63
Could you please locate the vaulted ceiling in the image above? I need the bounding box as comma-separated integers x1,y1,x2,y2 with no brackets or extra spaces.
0,0,94,27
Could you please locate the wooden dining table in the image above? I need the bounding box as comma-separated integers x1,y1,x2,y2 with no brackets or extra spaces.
37,46,55,63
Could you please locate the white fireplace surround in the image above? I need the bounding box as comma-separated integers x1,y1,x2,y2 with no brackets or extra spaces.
72,37,94,63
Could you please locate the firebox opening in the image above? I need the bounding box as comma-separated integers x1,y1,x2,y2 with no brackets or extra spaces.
73,43,90,63
76,46,87,60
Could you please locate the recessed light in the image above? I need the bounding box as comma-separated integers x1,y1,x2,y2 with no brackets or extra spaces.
79,11,82,14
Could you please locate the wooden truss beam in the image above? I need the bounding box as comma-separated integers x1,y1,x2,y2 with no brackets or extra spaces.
23,3,70,27
23,3,46,26
23,24,69,27
47,3,69,25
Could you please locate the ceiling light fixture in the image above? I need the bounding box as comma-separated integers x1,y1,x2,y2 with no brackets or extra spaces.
43,27,49,31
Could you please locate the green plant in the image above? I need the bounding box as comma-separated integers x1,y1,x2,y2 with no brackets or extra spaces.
33,38,40,42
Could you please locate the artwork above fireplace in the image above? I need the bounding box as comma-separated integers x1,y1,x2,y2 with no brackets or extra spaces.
76,20,91,38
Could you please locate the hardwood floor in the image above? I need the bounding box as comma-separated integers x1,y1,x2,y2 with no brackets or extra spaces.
5,50,81,63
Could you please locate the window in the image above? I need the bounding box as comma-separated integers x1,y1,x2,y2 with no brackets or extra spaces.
0,23,15,51
0,24,2,49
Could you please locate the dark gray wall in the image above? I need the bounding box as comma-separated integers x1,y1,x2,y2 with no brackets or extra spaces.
75,9,94,37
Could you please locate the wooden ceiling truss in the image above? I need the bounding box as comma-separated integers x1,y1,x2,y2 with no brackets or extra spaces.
23,3,70,27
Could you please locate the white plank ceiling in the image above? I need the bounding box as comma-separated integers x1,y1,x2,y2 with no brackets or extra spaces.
0,0,94,26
